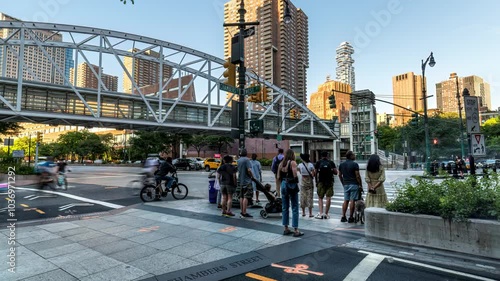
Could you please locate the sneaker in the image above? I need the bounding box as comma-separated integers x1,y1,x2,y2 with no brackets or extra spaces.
222,211,227,216
348,217,355,223
240,213,253,218
315,213,323,219
225,212,235,217
323,214,330,219
341,216,347,222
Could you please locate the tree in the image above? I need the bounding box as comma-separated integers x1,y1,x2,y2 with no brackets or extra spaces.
206,135,234,154
377,125,399,151
1,136,36,156
129,131,171,160
98,133,114,160
482,116,500,157
190,135,208,157
0,123,23,141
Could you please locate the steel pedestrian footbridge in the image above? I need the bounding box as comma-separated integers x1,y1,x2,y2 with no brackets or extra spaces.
0,21,337,140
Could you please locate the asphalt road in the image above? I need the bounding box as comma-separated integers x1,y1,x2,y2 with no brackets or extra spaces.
224,247,494,281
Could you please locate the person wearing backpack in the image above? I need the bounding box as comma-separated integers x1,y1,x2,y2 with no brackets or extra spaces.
271,148,284,197
314,151,338,219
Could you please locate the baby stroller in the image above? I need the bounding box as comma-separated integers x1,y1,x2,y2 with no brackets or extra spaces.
252,178,282,218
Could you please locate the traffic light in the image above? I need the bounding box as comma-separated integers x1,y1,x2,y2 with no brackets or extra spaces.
247,93,260,103
290,109,296,119
328,94,336,109
374,130,379,138
410,113,419,126
261,87,271,103
223,58,236,87
36,132,42,143
433,138,438,145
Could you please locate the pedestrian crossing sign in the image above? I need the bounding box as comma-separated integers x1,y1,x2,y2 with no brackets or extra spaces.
470,134,486,156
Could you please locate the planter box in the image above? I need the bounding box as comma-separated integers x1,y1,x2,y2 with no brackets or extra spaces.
365,208,500,259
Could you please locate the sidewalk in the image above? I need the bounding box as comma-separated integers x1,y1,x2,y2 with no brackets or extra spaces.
2,197,499,281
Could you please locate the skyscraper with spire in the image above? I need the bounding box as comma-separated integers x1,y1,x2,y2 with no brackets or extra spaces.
335,42,355,91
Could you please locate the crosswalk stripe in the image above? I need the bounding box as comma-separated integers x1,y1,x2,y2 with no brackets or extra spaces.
343,253,385,281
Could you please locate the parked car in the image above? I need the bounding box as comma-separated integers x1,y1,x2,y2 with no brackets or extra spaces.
484,159,500,169
173,158,199,171
94,159,103,164
203,158,221,172
188,157,205,168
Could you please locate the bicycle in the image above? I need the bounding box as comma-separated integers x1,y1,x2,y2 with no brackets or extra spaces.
139,172,188,202
128,172,155,195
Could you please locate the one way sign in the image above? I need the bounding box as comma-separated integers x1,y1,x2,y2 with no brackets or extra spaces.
470,134,486,156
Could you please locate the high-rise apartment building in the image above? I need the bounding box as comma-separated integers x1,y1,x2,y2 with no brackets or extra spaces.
308,76,351,122
336,42,355,91
64,48,74,85
70,62,118,91
123,48,173,93
0,13,67,85
436,73,491,114
392,72,424,126
223,0,309,104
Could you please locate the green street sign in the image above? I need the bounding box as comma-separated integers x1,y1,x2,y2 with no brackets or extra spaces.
244,85,261,95
277,134,282,141
220,83,239,94
249,119,264,134
365,135,373,141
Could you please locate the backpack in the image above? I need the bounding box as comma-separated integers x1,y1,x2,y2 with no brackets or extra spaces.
271,156,283,174
318,159,334,183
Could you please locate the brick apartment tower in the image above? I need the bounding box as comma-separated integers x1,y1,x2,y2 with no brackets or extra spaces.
308,76,352,122
392,72,425,127
436,73,491,114
123,48,173,94
70,62,118,91
223,0,309,105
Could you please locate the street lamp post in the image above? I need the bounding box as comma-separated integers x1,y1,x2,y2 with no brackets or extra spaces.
421,52,435,173
453,74,466,158
224,0,291,154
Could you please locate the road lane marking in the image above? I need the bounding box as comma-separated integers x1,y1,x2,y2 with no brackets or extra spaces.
35,209,45,214
343,252,385,281
20,204,29,207
16,187,124,209
358,250,496,281
245,272,277,281
59,203,94,211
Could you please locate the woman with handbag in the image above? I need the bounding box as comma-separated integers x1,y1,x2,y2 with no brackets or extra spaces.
298,153,316,218
278,149,304,237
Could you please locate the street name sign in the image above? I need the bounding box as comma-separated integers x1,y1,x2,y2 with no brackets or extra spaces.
470,134,486,156
220,83,238,94
244,85,261,95
12,150,24,158
464,96,480,134
243,27,255,38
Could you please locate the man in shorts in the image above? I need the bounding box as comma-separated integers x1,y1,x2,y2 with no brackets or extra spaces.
237,149,254,218
217,155,237,217
338,151,363,223
314,151,337,219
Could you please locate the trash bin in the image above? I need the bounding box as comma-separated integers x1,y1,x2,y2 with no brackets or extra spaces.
208,173,217,204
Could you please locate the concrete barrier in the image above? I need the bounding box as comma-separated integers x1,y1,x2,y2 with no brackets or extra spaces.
365,208,500,259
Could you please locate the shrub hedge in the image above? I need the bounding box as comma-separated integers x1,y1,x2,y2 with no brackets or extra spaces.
386,173,499,222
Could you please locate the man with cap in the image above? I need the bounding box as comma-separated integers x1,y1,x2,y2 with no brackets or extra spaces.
237,149,254,218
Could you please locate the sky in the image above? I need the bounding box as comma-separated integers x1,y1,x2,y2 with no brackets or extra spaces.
1,0,499,114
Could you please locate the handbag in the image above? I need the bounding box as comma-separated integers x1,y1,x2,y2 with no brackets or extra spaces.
214,172,221,191
285,161,299,193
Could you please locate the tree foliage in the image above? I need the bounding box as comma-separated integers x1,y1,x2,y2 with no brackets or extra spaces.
190,135,208,157
206,135,234,154
0,123,23,141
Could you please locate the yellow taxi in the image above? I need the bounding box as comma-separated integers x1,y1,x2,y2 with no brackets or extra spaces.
203,158,221,172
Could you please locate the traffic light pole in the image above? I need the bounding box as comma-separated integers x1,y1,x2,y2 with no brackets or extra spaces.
224,0,259,154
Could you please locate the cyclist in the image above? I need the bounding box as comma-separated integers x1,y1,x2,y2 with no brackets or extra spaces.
155,152,176,193
56,159,71,187
37,156,57,190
